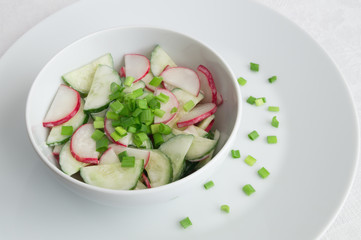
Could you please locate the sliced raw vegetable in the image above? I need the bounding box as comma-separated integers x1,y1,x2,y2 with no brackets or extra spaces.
141,72,157,92
70,123,99,164
153,88,179,124
160,67,200,96
183,125,207,137
109,144,151,167
125,54,150,83
142,173,151,188
104,117,133,147
150,45,177,76
122,80,146,94
59,141,88,175
52,144,63,160
194,129,220,170
197,114,215,130
99,148,119,165
145,150,172,187
177,103,217,128
135,181,147,190
204,119,215,132
197,65,218,104
216,92,223,106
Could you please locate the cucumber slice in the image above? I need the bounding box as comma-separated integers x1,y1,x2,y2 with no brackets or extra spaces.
123,80,146,94
59,142,88,175
150,45,177,76
197,114,215,130
46,99,88,146
158,134,193,181
162,133,175,142
62,53,113,96
80,159,144,190
195,130,220,170
183,125,207,137
172,88,204,111
129,138,153,149
84,65,121,113
135,181,147,190
145,150,172,187
90,108,107,120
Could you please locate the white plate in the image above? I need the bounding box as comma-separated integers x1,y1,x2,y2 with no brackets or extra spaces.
0,0,358,239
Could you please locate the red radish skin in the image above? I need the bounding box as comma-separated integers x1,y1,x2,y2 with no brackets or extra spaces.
125,54,150,83
43,84,81,127
53,152,59,161
104,118,129,147
204,119,215,132
216,92,223,106
142,173,151,188
177,103,217,128
119,67,126,78
197,65,218,104
70,123,99,164
108,144,150,167
160,67,200,96
153,88,179,124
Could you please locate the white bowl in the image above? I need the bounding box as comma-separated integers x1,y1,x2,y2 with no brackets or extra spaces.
26,26,242,206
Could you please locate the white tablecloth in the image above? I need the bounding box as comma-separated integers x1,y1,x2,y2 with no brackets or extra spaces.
1,0,360,239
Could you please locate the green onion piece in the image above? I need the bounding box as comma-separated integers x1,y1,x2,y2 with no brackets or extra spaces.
250,62,259,72
132,88,144,98
220,205,230,213
110,132,122,142
61,126,73,136
248,130,259,140
156,93,169,103
132,108,143,117
149,76,163,87
124,76,135,86
127,126,137,133
203,180,215,190
244,155,257,166
135,132,148,143
91,129,105,141
268,106,280,112
148,98,160,109
136,99,148,110
115,126,127,137
246,96,256,105
183,100,195,112
151,124,160,134
110,100,124,114
95,136,109,152
179,217,192,229
121,156,135,168
132,136,143,148
255,98,264,106
271,116,279,128
267,136,277,144
237,77,247,86
139,124,149,133
159,123,172,135
268,76,277,83
258,167,270,179
231,150,240,158
170,107,178,114
109,90,124,101
140,109,154,125
134,116,141,125
110,82,121,93
93,121,104,129
242,184,256,196
154,109,165,118
117,151,128,162
95,117,104,122
120,117,137,129
144,93,154,103
153,133,164,147
262,97,266,103
106,111,119,120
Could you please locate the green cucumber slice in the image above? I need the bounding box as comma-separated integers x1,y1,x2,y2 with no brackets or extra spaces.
80,159,144,190
150,45,177,76
84,65,121,113
135,181,147,190
145,150,172,187
46,99,88,146
62,53,113,96
90,108,107,120
197,114,215,130
158,134,193,181
59,142,88,175
195,130,220,170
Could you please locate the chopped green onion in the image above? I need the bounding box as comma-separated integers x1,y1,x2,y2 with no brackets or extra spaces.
159,123,171,135
220,205,230,213
61,126,73,136
136,99,148,110
267,136,277,144
121,156,135,168
132,108,143,117
120,117,136,129
179,217,192,229
268,106,280,112
154,109,165,118
170,107,178,114
244,155,257,166
246,96,256,105
109,90,124,101
110,100,124,114
106,111,119,120
151,124,160,134
91,129,105,141
231,150,240,158
156,93,169,103
149,76,163,87
237,77,247,86
110,82,121,93
139,124,149,133
148,98,160,109
110,132,122,142
271,116,279,128
124,76,135,86
140,109,154,125
127,126,137,133
95,136,109,152
95,117,104,122
250,62,259,72
144,93,154,103
135,132,148,143
258,167,270,179
115,126,127,137
183,100,195,112
203,180,215,190
132,88,144,98
242,184,256,196
248,130,259,140
255,98,264,106
153,133,164,147
262,97,266,103
117,151,128,162
132,136,143,148
93,121,104,129
268,76,277,83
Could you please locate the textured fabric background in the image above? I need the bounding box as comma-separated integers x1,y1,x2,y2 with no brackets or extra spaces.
1,0,360,239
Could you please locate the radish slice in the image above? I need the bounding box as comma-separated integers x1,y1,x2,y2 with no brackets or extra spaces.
204,119,215,132
177,103,217,128
70,123,99,164
159,65,176,91
104,118,132,147
43,84,81,127
119,66,126,78
125,54,150,83
216,92,223,106
141,72,157,92
99,148,119,165
154,88,179,124
142,173,151,188
109,144,151,168
160,67,200,96
52,145,63,160
197,65,218,104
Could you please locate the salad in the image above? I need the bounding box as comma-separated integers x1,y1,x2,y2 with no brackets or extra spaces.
43,45,223,190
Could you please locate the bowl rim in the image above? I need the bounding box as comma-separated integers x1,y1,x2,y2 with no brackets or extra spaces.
25,25,242,195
